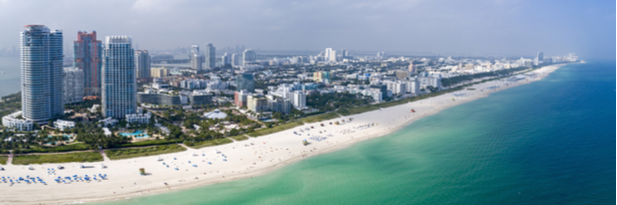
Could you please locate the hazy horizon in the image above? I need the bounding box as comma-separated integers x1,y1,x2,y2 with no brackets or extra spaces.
0,0,614,59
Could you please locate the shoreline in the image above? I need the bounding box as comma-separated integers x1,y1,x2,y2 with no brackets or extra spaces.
0,64,567,205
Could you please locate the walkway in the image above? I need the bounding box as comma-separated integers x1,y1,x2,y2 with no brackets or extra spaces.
6,152,13,165
98,150,110,162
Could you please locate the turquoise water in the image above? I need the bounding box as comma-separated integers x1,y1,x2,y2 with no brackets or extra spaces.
45,135,71,145
120,130,150,139
98,62,615,205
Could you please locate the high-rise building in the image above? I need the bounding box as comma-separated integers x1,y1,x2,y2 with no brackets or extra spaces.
234,90,249,107
63,67,84,104
537,52,544,61
21,25,64,123
324,48,334,62
135,50,151,82
236,72,255,92
102,36,137,119
221,53,231,66
74,31,102,97
191,45,202,70
231,53,241,66
242,49,256,65
292,91,306,109
205,43,215,69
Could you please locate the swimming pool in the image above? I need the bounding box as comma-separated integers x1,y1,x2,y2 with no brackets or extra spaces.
120,130,150,139
45,135,71,145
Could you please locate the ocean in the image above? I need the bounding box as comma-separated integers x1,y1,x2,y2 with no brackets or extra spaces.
53,61,617,204
0,57,21,97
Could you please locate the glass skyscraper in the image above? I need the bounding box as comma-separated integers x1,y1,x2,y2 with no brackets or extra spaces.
205,43,215,69
20,25,64,123
74,31,102,96
102,36,137,119
135,50,151,82
236,72,255,92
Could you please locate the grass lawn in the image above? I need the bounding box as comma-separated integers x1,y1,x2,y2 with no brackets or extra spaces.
301,112,340,123
229,135,249,141
247,121,304,137
12,152,103,165
112,139,182,148
22,142,91,153
105,144,186,160
0,156,7,165
188,138,234,149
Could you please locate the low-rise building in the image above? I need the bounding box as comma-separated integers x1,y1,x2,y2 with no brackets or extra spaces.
99,117,118,127
54,119,75,131
137,92,188,106
189,92,214,106
203,109,227,120
2,111,33,131
126,112,151,124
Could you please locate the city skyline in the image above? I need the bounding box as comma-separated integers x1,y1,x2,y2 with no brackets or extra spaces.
0,0,613,60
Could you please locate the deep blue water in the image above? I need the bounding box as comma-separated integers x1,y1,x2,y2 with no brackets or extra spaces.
99,61,615,205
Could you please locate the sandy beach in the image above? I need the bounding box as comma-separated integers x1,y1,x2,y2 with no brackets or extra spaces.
0,64,565,205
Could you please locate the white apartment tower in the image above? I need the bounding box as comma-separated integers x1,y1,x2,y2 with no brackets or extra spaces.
102,36,137,119
292,91,306,109
191,45,202,70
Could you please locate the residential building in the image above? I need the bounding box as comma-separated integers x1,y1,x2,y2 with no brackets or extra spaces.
395,70,410,80
151,67,169,78
189,92,213,106
418,76,442,90
234,90,249,107
313,71,332,83
408,63,416,74
21,25,64,123
292,91,306,109
126,112,151,124
268,98,292,114
98,117,118,127
221,53,231,66
74,31,102,96
2,111,33,131
191,45,202,70
231,53,241,66
135,50,151,81
54,119,75,131
63,67,85,104
180,79,208,89
242,49,256,65
137,92,188,106
101,36,137,119
247,94,268,113
237,72,255,92
205,43,215,69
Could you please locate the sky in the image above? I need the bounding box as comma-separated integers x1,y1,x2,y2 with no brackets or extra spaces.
0,0,614,59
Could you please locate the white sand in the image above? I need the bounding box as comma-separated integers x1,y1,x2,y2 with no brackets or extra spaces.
0,64,565,204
